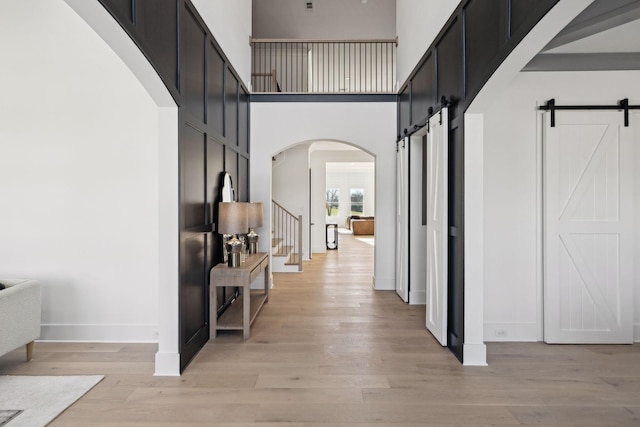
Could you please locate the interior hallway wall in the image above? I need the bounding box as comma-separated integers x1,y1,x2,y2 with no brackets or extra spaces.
272,144,311,260
251,102,396,289
252,0,396,40
395,0,459,87
482,70,640,342
0,0,160,341
324,161,376,230
192,0,252,87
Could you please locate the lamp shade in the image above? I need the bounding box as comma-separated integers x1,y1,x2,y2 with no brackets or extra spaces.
247,202,264,228
218,202,248,235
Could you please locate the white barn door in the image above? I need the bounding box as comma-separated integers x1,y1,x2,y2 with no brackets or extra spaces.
426,109,448,346
543,111,633,344
396,137,409,302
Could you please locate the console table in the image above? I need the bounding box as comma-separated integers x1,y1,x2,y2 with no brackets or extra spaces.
210,252,269,339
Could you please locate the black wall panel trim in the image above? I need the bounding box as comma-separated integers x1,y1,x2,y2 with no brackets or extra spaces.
410,53,436,127
398,0,560,362
464,0,509,96
98,0,251,372
250,93,397,103
398,84,411,138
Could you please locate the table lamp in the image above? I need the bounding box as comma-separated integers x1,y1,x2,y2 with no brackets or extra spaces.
246,202,264,254
218,202,248,267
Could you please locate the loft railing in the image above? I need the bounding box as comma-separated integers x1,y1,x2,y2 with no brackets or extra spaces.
251,38,397,93
272,200,303,272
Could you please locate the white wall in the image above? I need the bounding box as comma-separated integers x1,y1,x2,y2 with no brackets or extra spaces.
272,144,311,260
312,153,375,255
0,0,162,342
252,0,396,39
324,160,375,228
395,0,459,87
192,0,252,87
251,102,397,289
482,70,640,342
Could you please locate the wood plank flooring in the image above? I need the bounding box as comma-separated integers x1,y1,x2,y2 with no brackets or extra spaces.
1,231,640,425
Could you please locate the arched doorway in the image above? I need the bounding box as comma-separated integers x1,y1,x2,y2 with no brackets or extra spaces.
270,140,376,277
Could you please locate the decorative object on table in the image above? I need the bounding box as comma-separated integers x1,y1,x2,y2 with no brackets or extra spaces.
246,202,264,254
218,202,248,267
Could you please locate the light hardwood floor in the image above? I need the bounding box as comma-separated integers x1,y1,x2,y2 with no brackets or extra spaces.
1,231,640,426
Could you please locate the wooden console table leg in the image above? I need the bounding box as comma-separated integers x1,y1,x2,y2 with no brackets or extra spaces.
210,283,218,339
243,285,250,339
264,262,270,302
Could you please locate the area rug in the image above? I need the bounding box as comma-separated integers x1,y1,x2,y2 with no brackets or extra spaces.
0,375,103,426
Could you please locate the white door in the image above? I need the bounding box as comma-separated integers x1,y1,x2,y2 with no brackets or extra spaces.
544,111,633,344
396,138,409,302
425,109,448,346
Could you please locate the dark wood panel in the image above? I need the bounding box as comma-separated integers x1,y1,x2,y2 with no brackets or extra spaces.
207,42,225,137
238,155,249,203
410,53,436,126
180,233,208,370
464,0,508,96
239,87,249,154
398,84,411,138
206,137,224,227
436,19,463,116
98,0,253,375
100,0,133,25
510,0,558,39
137,0,178,91
181,124,206,229
447,125,464,363
421,134,427,226
225,67,238,145
182,6,206,122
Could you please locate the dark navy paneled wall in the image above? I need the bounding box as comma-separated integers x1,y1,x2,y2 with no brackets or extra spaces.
397,0,560,361
99,0,250,372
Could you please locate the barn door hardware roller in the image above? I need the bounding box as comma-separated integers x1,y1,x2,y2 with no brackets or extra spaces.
540,98,640,127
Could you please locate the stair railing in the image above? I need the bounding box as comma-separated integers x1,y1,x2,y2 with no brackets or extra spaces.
272,200,303,271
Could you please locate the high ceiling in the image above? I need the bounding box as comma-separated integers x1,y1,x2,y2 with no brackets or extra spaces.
525,0,640,71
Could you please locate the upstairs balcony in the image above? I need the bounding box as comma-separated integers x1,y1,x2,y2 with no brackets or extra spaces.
251,38,397,94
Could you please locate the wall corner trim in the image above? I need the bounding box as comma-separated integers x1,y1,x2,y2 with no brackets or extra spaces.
462,343,488,366
154,351,181,376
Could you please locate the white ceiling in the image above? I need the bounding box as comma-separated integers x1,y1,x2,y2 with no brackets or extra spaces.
526,0,640,71
545,18,640,54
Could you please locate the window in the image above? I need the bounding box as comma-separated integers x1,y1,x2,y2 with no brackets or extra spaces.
326,188,339,216
350,188,364,215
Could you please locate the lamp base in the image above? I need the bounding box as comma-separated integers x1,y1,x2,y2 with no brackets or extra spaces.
247,229,259,255
225,235,244,267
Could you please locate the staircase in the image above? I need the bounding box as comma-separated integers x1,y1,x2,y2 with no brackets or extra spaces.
271,201,303,272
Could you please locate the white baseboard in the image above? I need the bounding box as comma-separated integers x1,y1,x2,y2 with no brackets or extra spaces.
409,290,426,305
373,275,394,290
463,343,487,366
154,351,181,376
484,322,538,342
40,323,158,343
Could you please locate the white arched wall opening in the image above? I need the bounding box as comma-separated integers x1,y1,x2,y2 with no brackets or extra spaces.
463,0,594,366
251,102,397,290
272,139,376,264
64,0,181,376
